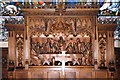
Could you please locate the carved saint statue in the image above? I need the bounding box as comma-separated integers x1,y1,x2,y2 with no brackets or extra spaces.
58,36,65,52
73,42,78,53
66,42,73,53
76,38,81,52
45,38,52,52
52,42,58,52
40,43,47,53
81,54,86,65
31,49,40,66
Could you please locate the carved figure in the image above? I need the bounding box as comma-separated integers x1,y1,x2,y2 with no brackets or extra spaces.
31,50,40,66
66,42,73,53
45,38,52,52
52,42,58,52
73,42,78,52
58,36,65,51
81,54,86,65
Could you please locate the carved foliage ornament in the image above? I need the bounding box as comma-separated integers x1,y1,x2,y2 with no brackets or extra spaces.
29,18,46,32
29,17,93,36
76,18,92,34
98,32,107,67
48,17,75,34
16,32,24,66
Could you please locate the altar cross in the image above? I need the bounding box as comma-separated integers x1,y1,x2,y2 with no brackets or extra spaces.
55,51,72,75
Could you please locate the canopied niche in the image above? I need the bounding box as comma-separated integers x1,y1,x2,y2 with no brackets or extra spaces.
27,16,94,66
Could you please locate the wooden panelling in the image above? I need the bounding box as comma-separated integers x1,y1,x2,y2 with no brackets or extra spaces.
31,71,44,78
9,66,111,79
79,71,92,78
79,68,92,78
48,71,60,78
1,48,8,79
15,70,28,78
95,70,108,78
65,72,76,78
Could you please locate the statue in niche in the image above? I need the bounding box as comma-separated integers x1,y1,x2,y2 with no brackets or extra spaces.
50,38,55,52
52,42,59,52
31,49,40,66
45,38,53,53
80,42,85,53
73,42,78,53
81,54,86,65
83,42,88,55
66,42,73,53
40,43,47,53
36,42,41,54
58,36,66,52
76,38,81,53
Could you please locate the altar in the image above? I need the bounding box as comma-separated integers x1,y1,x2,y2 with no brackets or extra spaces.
8,66,111,79
6,2,117,79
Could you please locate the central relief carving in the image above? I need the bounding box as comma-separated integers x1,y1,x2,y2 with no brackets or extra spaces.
28,17,93,66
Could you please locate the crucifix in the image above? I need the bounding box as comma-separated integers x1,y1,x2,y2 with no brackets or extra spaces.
55,51,72,75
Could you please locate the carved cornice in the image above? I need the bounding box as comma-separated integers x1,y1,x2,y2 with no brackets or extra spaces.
22,8,99,16
97,24,117,31
5,24,25,31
